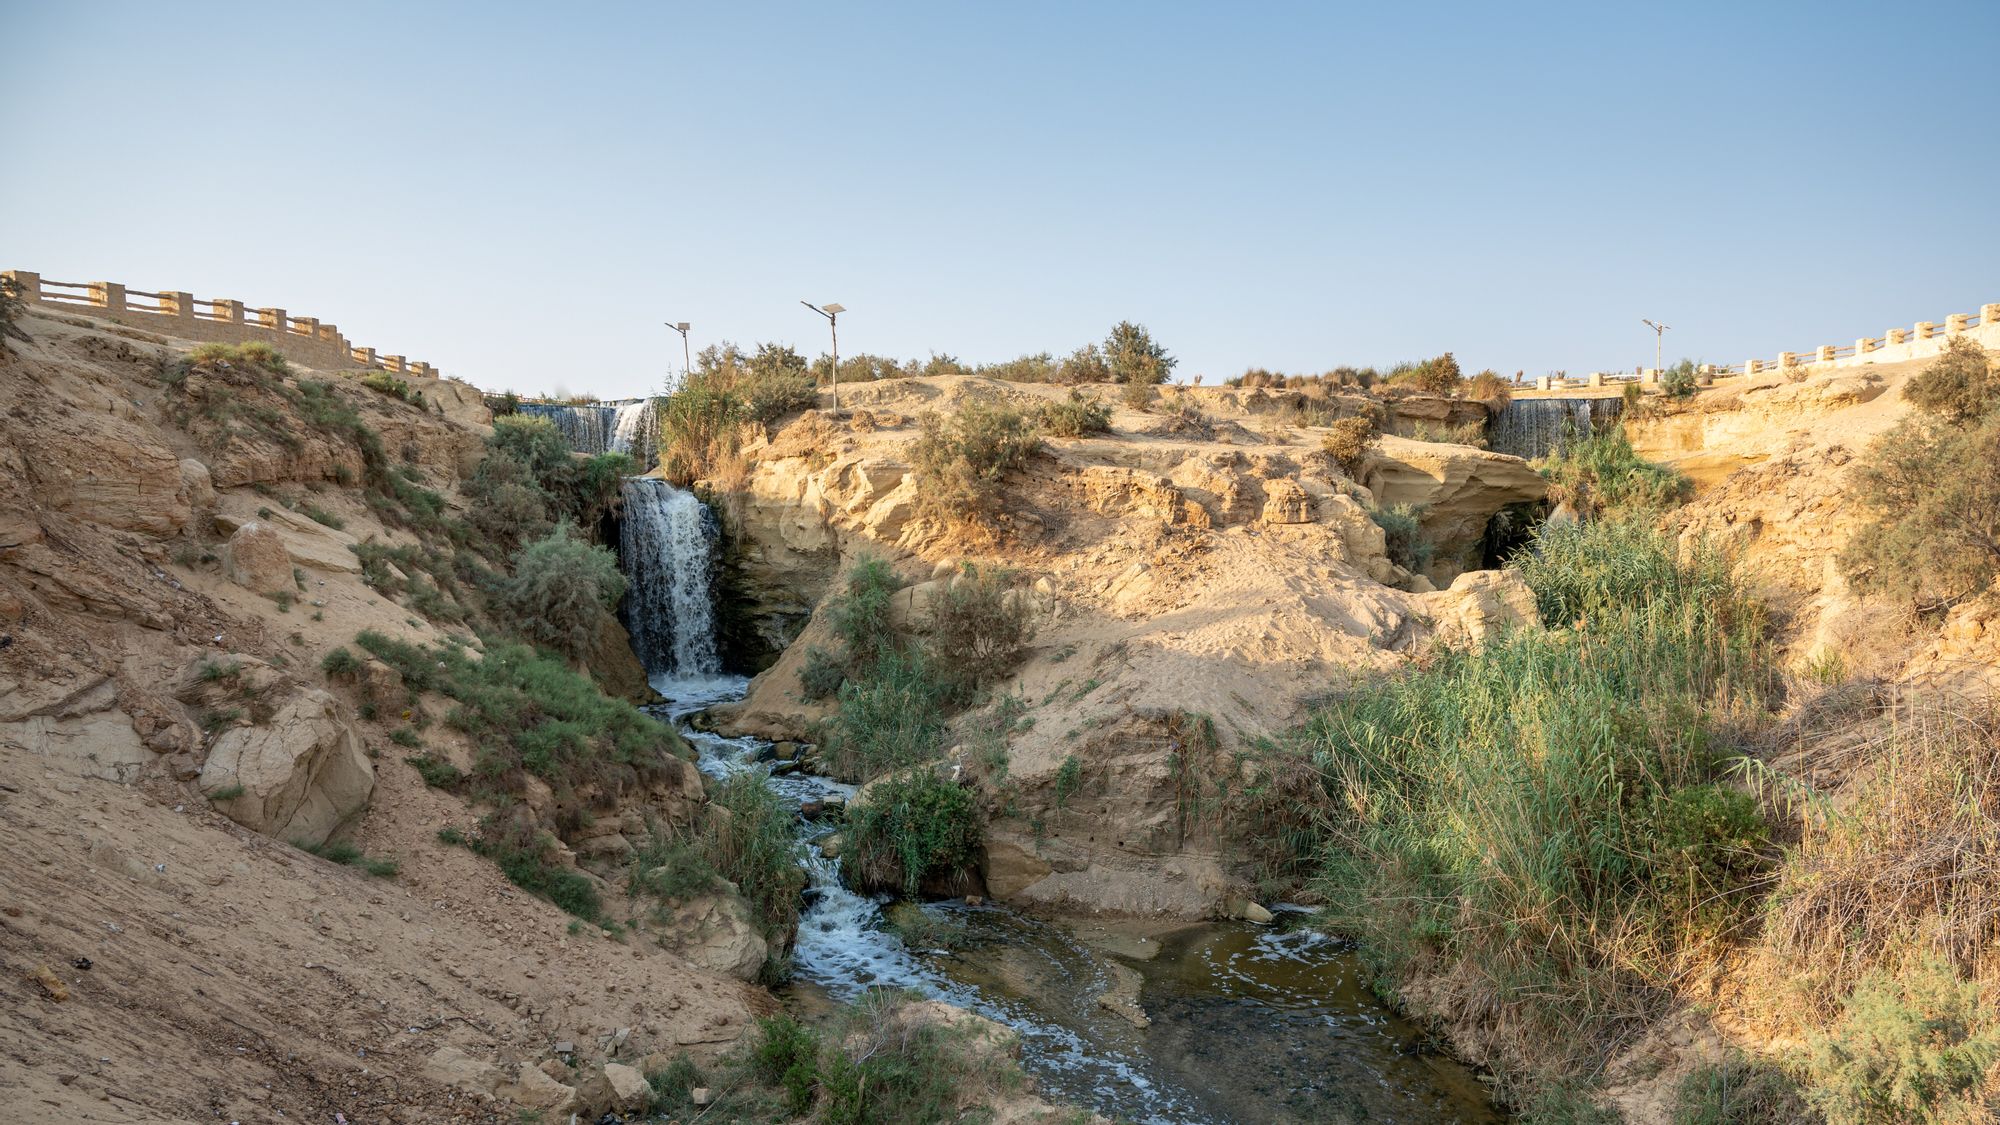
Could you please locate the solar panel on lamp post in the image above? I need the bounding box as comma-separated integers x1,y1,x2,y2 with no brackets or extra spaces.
665,322,691,385
801,301,845,412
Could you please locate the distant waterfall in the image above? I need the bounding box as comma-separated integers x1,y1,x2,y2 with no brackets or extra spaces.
619,478,720,681
516,400,659,469
1488,397,1624,460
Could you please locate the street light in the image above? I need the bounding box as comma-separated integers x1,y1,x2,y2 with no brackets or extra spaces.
1642,318,1671,379
666,322,691,385
801,301,845,412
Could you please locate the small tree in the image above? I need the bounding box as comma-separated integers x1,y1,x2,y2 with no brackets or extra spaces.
1055,343,1111,385
1105,321,1175,407
1903,337,1996,424
1660,359,1700,399
500,528,627,662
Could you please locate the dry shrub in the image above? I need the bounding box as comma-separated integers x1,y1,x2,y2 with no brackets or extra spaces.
910,400,1040,535
1320,414,1378,475
1763,698,2000,1008
919,563,1035,697
1468,368,1513,407
1153,395,1212,438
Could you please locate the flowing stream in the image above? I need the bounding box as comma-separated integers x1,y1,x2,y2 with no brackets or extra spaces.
620,475,1506,1122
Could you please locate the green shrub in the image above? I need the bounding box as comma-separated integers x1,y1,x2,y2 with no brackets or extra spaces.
497,528,626,662
741,343,820,423
919,563,1034,701
0,274,25,346
1321,414,1378,475
1902,337,1996,425
657,368,746,486
1538,427,1691,517
703,773,809,943
388,726,420,748
798,644,848,701
300,503,345,530
1662,359,1700,399
1395,352,1463,396
298,839,399,878
751,1014,823,1110
1838,342,1999,608
1105,320,1176,391
844,771,981,896
1804,957,1999,1125
909,400,1040,533
405,754,464,788
474,819,603,921
1670,1053,1811,1125
359,369,425,406
828,557,903,673
1056,342,1112,385
320,647,362,677
1035,389,1113,437
1366,501,1433,573
820,651,952,781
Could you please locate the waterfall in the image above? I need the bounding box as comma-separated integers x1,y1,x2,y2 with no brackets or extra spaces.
1487,396,1625,459
618,478,720,681
515,400,658,469
609,400,659,469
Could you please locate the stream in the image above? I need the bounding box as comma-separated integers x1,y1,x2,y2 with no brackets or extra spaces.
650,674,1506,1125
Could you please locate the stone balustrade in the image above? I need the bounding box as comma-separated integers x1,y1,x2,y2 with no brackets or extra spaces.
3,269,442,379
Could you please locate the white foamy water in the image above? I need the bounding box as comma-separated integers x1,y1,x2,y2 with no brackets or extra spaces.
619,480,720,680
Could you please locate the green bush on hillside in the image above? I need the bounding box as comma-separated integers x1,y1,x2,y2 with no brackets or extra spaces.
1366,501,1433,574
497,527,626,663
1106,321,1176,406
1838,339,1999,608
1538,427,1691,517
844,771,982,896
919,563,1035,701
909,399,1040,534
1803,957,1999,1125
1661,359,1700,399
1035,389,1113,437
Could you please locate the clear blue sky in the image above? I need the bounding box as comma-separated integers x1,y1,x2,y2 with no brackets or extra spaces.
6,2,1995,398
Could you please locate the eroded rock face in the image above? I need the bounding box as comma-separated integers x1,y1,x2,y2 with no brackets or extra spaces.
18,417,191,535
198,688,374,847
641,888,768,981
1362,436,1548,573
220,521,294,594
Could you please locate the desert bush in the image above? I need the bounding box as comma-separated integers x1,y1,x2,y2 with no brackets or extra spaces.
632,772,805,972
1468,368,1513,406
920,563,1035,700
844,771,982,895
1662,359,1700,399
298,838,399,878
909,400,1040,533
1390,352,1463,396
1802,956,1999,1125
798,644,848,701
1035,389,1112,437
978,351,1058,383
1539,427,1692,516
657,365,747,486
358,369,426,407
1365,501,1434,573
1055,342,1112,385
1901,337,1996,425
405,754,464,788
498,527,626,663
1838,341,1999,608
1152,395,1212,436
828,556,903,673
450,811,603,922
1321,414,1378,475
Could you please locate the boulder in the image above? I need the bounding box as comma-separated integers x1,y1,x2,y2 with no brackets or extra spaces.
198,688,374,847
602,1063,652,1114
178,458,216,513
1415,569,1541,648
220,521,293,593
646,890,768,981
495,1061,577,1116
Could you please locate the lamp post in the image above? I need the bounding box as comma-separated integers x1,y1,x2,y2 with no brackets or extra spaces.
801,301,845,412
1642,318,1671,379
666,322,691,385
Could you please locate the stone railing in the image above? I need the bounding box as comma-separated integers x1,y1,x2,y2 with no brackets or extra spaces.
1525,297,2000,393
2,269,442,379
1719,301,2000,380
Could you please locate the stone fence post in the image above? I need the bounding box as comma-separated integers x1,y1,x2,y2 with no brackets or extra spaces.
1885,327,1908,345
1982,303,2000,326
1945,313,1969,335
1856,337,1876,355
92,281,128,313
258,308,286,334
213,299,244,324
163,291,196,322
1815,345,1836,363
1746,358,1762,375
2,270,40,300
1916,321,1937,340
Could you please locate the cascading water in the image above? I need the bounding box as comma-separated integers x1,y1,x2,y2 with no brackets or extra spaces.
618,478,720,680
516,400,659,469
1487,395,1624,459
